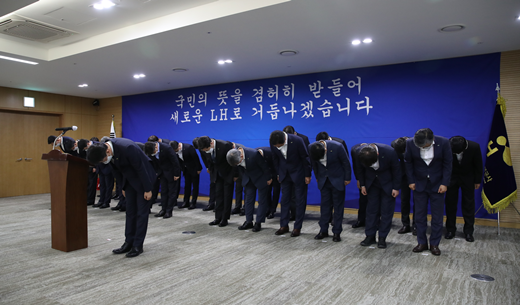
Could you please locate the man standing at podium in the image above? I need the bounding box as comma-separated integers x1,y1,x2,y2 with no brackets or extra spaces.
87,138,156,258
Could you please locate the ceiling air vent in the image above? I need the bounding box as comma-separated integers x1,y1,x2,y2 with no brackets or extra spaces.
0,15,76,43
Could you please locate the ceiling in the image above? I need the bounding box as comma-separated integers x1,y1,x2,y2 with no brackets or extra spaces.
1,0,519,99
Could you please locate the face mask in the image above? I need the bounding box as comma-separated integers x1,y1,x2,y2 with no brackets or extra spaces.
276,144,285,151
103,154,113,164
205,148,214,154
74,147,79,153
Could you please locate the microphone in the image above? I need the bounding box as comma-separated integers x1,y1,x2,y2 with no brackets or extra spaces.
55,126,78,132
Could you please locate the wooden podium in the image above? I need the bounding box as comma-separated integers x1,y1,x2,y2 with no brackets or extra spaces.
42,149,90,252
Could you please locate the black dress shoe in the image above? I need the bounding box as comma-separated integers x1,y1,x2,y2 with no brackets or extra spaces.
231,207,241,215
218,220,228,227
87,202,94,206
239,209,245,216
465,234,475,242
163,212,172,219
238,221,254,230
119,207,126,212
275,227,289,235
332,234,341,242
113,242,132,254
360,236,376,246
314,232,329,240
412,227,417,236
155,210,166,217
111,205,121,211
93,202,103,208
445,231,456,239
100,203,110,209
126,246,143,258
352,221,365,228
398,225,411,234
377,237,387,249
412,244,428,253
289,215,296,221
266,212,275,219
209,219,221,226
252,222,261,232
430,245,441,256
203,203,215,211
188,203,197,210
290,229,301,237
180,202,190,209
111,193,119,199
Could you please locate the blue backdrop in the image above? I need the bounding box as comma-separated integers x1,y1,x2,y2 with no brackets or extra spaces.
123,53,500,220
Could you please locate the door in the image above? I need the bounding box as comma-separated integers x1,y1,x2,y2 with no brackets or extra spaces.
0,111,60,197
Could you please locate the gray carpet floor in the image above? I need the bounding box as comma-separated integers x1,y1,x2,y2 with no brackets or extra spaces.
0,194,519,305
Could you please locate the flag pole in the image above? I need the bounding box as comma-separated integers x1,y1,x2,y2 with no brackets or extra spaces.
497,211,500,235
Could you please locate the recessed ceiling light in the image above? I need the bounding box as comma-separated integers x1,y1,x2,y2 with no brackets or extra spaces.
279,50,299,56
78,84,88,88
0,55,38,65
93,0,116,10
133,74,146,79
218,59,233,65
363,38,372,44
172,68,188,72
438,24,465,33
517,15,520,20
351,39,361,45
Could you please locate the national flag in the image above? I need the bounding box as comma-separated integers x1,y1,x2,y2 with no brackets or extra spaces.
110,115,116,138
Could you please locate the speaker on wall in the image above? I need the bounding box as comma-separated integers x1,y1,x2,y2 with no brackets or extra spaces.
92,99,100,106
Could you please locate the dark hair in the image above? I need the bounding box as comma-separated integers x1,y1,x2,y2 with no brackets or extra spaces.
135,142,145,151
77,139,89,152
170,140,179,151
450,136,467,154
144,142,156,156
309,141,326,161
148,135,159,142
198,136,211,150
90,137,99,142
63,138,75,151
192,137,199,149
358,145,378,167
283,125,295,134
391,137,408,155
269,130,285,146
315,131,329,141
86,142,107,164
48,135,56,144
413,128,434,147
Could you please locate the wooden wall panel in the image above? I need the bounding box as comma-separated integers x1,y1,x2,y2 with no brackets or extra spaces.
96,97,122,139
500,50,520,224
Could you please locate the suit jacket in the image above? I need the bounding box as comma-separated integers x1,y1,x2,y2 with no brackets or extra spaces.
238,147,271,189
257,146,277,180
310,140,352,191
450,140,483,185
296,132,310,147
358,143,401,196
153,142,181,182
178,143,203,176
271,133,311,184
208,139,235,183
404,136,452,192
108,138,156,192
350,143,365,181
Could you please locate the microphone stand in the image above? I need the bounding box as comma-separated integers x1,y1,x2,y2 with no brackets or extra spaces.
52,130,69,151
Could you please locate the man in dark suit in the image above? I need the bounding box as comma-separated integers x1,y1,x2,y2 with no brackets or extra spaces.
405,128,452,256
94,161,114,209
445,136,483,242
391,137,415,235
309,140,351,242
315,131,349,158
87,138,156,257
193,137,216,211
357,143,401,248
48,135,77,156
144,141,181,218
283,125,310,221
226,147,272,232
171,141,203,209
350,143,369,228
258,146,281,219
198,136,236,227
269,130,311,237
